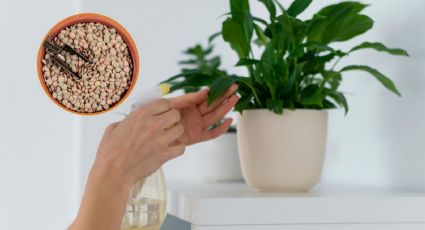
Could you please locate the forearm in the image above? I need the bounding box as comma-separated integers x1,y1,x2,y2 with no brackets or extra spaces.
70,162,132,230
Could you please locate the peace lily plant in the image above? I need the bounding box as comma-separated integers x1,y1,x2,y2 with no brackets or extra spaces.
165,0,408,191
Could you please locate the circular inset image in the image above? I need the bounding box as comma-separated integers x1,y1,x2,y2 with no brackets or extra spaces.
37,13,139,115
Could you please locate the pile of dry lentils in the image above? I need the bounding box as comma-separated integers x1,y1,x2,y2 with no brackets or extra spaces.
42,22,133,113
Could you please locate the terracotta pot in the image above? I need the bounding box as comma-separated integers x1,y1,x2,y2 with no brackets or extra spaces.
36,13,139,116
237,109,328,192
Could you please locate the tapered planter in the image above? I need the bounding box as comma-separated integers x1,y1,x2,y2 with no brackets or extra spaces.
237,109,328,192
196,132,244,183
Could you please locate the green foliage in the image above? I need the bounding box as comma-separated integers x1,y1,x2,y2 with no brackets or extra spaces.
164,0,408,115
162,41,229,93
208,77,238,105
350,42,410,56
340,65,401,96
307,2,374,44
205,0,409,114
287,0,313,17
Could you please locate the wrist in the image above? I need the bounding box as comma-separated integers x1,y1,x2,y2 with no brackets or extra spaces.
74,163,132,230
89,158,133,195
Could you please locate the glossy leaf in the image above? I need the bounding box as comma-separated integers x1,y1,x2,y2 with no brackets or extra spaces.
236,58,260,66
208,32,222,43
266,98,284,114
350,42,409,56
341,65,401,96
167,0,406,115
273,0,286,13
235,94,253,113
324,15,373,43
325,89,349,114
258,0,276,21
298,85,323,107
208,77,237,105
254,23,270,46
222,19,251,58
290,42,339,58
287,0,313,17
307,2,373,44
229,0,254,52
280,63,303,94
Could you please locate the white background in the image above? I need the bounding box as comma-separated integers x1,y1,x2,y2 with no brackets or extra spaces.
0,0,424,229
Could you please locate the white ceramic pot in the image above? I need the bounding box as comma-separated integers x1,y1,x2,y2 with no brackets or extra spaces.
237,109,328,192
196,132,244,183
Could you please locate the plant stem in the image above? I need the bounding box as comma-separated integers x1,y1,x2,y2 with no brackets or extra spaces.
331,56,343,71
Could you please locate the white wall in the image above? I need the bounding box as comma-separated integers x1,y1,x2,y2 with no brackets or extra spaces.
0,0,81,229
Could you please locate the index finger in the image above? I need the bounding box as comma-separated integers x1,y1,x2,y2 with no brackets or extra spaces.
199,84,238,115
143,98,172,115
169,88,208,109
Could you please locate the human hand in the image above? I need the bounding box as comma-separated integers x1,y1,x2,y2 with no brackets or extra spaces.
93,99,186,186
169,84,239,145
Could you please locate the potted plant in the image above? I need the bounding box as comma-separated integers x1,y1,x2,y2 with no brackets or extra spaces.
163,41,244,182
204,0,409,191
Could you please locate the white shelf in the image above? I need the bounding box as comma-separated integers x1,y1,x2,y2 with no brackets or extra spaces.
167,180,425,229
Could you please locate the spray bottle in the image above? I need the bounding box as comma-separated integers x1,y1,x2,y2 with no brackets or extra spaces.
121,84,170,230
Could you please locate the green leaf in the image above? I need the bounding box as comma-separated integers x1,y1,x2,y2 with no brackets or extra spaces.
252,17,269,26
280,63,303,94
229,0,254,50
322,99,338,109
236,58,260,66
184,44,213,57
274,57,288,83
169,74,218,92
266,99,284,114
307,2,373,44
258,0,276,21
254,23,270,46
350,42,409,56
322,71,342,90
208,77,237,105
341,65,401,96
208,32,222,44
235,94,253,113
323,14,373,43
222,19,251,58
269,14,298,54
298,85,324,107
287,0,313,17
260,41,279,93
325,89,349,114
162,69,203,84
290,42,339,58
178,60,198,65
222,0,254,58
273,0,286,13
320,2,368,15
230,0,250,18
235,76,263,107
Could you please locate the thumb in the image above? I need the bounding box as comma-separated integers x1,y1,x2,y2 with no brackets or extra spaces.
169,88,208,109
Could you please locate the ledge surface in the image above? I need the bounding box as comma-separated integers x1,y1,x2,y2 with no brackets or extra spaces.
167,180,425,226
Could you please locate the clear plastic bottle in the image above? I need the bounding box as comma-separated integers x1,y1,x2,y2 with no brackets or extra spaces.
121,84,170,230
121,169,167,230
